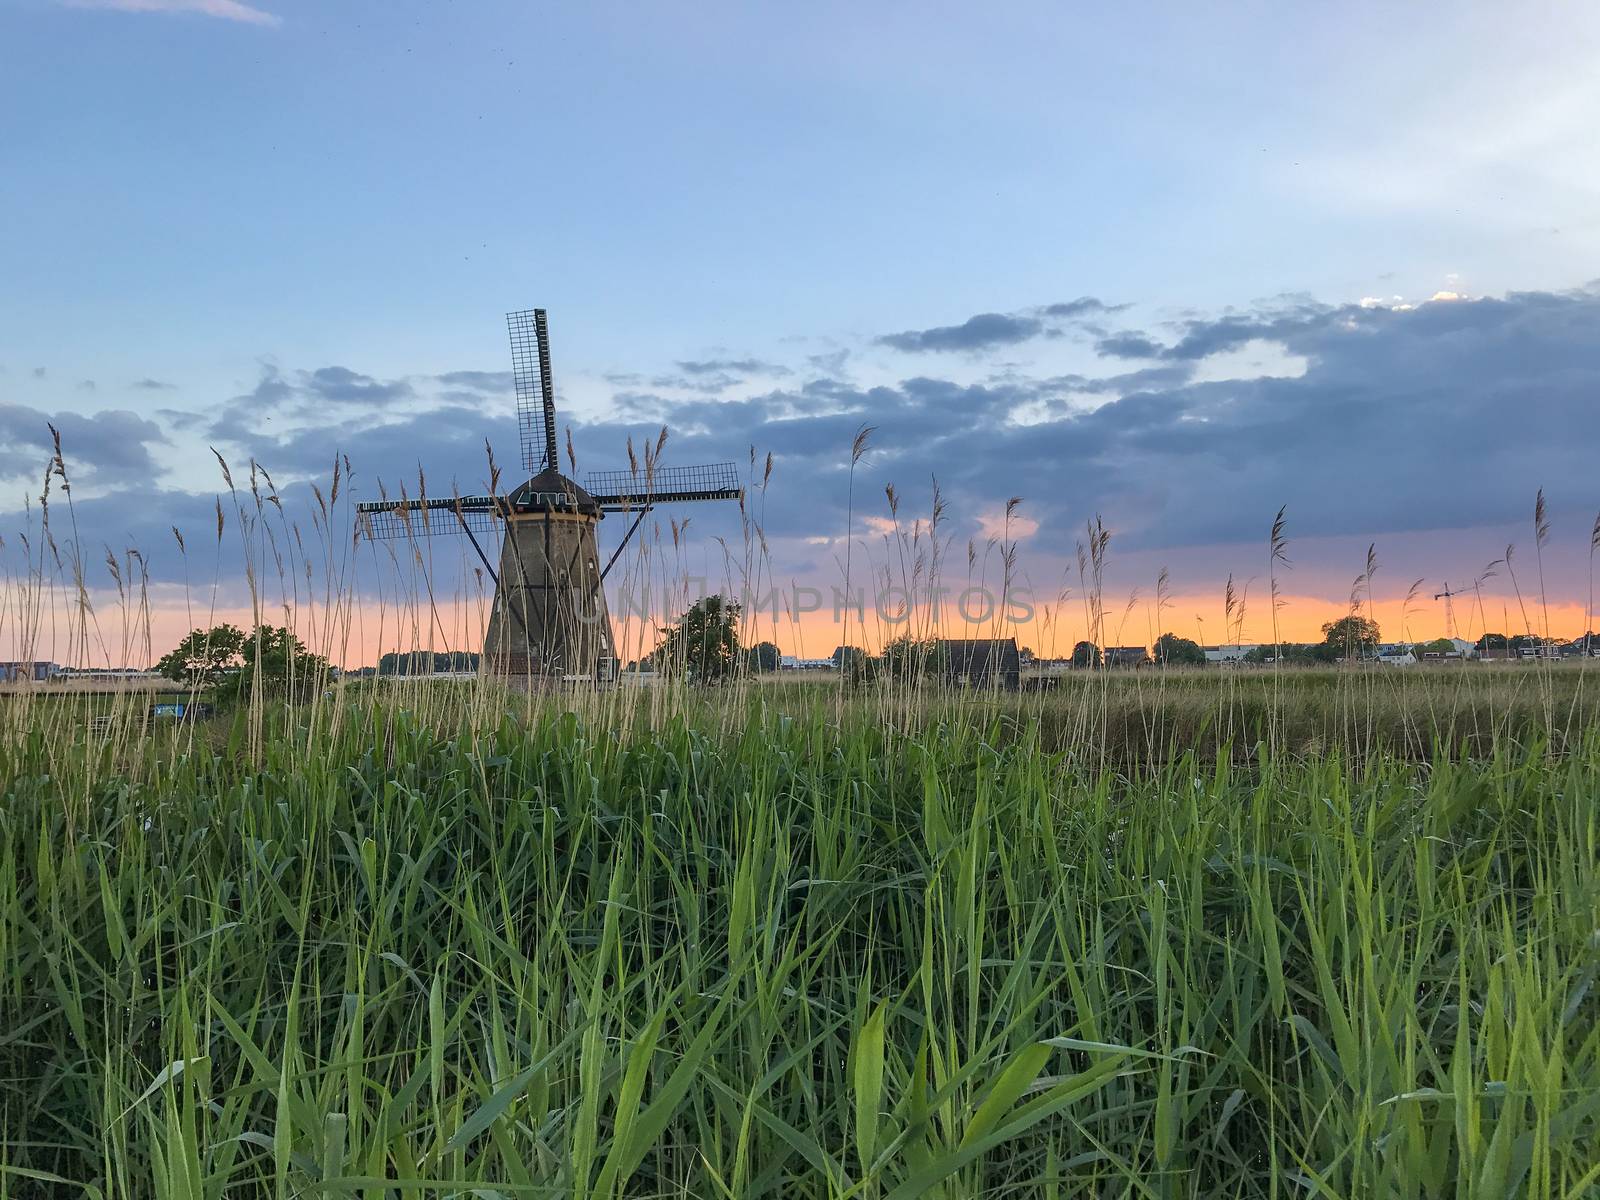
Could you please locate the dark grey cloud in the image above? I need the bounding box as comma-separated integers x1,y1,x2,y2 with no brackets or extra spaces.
304,366,412,405
0,403,167,482
77,379,97,392
31,367,46,379
1095,333,1165,359
878,298,1122,355
878,312,1044,353
133,378,175,390
1154,300,1334,361
1042,297,1122,319
581,288,1600,550
1085,365,1194,393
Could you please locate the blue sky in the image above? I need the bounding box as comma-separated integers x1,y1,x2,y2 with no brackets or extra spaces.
4,0,1600,652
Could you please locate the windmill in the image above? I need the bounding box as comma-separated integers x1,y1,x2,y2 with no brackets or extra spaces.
356,308,741,682
1433,581,1464,640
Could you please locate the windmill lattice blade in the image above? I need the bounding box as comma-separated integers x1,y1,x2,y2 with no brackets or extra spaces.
507,308,558,475
587,462,742,507
355,496,506,540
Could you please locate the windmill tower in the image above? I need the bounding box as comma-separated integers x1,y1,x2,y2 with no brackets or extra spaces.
356,308,742,683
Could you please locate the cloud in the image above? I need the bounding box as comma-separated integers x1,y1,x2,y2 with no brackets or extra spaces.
304,366,412,405
1041,297,1121,319
156,408,206,431
676,358,790,378
878,312,1044,354
1095,333,1165,359
436,370,513,393
807,349,851,375
975,509,1040,540
585,286,1600,552
204,364,417,447
133,378,175,390
62,0,281,26
877,299,1122,354
0,403,168,482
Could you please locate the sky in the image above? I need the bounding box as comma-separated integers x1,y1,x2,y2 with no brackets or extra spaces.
3,0,1600,664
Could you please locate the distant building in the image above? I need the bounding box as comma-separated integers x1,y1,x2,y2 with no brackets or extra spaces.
1203,644,1258,664
0,661,58,682
1105,646,1151,669
1029,658,1074,674
779,655,835,670
938,638,1021,690
1376,645,1417,666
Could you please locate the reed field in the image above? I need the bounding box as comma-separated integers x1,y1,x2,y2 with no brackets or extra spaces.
2,666,1599,1198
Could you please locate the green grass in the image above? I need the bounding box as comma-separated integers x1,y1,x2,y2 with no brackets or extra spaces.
3,680,1599,1197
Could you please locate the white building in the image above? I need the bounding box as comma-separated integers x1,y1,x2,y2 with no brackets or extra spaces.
1203,644,1258,664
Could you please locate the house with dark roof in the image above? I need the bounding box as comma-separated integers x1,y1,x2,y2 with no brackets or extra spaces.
1105,646,1152,668
936,638,1021,690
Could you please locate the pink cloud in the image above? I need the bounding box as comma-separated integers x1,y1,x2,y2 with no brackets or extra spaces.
975,510,1040,541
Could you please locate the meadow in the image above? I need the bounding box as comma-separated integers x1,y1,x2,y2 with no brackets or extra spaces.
2,665,1598,1198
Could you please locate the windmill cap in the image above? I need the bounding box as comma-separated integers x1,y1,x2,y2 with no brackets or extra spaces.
508,468,602,515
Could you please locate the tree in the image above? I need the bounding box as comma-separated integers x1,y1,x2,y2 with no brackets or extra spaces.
1257,642,1337,664
1070,640,1101,668
1412,637,1455,657
655,595,741,683
879,636,944,682
1476,632,1540,653
230,625,333,699
831,646,864,669
158,623,331,699
1321,615,1380,659
377,650,480,676
1154,632,1207,666
745,641,781,673
156,623,247,689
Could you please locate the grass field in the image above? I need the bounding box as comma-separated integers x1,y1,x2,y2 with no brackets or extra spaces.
3,666,1599,1198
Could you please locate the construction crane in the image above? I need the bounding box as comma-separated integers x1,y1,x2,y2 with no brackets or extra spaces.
1433,581,1464,640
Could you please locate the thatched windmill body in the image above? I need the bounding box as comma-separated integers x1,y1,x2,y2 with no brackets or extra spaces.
357,309,741,681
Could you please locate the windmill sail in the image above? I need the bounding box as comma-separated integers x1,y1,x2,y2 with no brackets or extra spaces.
355,495,507,539
586,462,742,509
507,308,559,475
